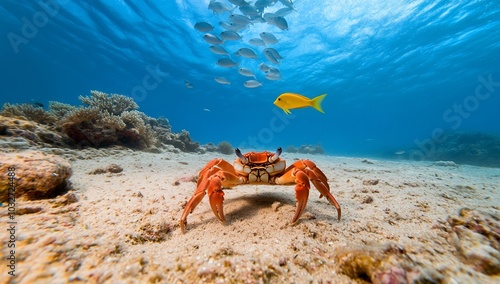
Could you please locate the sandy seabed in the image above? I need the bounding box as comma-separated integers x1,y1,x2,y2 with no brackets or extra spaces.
1,149,499,283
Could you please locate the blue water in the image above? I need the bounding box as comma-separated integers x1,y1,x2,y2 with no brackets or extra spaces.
1,0,499,156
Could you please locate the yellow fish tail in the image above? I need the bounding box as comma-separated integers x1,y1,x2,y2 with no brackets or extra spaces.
311,94,327,113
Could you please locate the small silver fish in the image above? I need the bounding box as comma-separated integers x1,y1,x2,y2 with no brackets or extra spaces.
235,48,257,59
244,80,262,88
220,30,242,41
259,32,278,45
267,67,280,75
238,68,256,78
265,68,281,80
259,63,271,72
194,22,214,32
268,16,288,30
208,0,234,14
215,77,231,85
248,38,266,46
209,45,229,55
203,33,223,45
229,14,252,25
217,58,238,68
265,73,282,80
263,48,282,64
185,80,194,88
265,48,282,59
219,21,247,32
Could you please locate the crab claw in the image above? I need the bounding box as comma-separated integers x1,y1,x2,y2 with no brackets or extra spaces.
209,189,226,223
291,170,310,224
205,173,227,223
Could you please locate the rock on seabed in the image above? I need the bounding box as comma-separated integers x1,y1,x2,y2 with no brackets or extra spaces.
448,208,500,276
0,150,72,202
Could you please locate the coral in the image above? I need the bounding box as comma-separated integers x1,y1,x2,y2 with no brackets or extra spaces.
79,90,139,115
60,107,122,147
1,103,57,125
153,117,172,132
59,107,157,150
156,129,199,152
48,101,77,118
0,150,72,202
61,91,157,149
217,141,234,155
120,110,157,148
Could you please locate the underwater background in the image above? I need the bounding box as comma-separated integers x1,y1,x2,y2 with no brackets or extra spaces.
1,0,499,160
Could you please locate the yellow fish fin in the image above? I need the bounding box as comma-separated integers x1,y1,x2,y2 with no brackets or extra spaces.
311,94,327,113
284,108,291,115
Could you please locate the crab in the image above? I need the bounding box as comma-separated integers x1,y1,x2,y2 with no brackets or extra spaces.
180,147,341,233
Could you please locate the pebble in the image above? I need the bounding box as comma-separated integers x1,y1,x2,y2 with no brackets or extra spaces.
271,201,282,212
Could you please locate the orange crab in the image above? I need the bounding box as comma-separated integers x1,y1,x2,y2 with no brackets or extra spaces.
180,147,341,233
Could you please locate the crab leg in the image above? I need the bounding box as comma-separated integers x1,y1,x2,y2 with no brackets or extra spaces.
180,161,244,233
198,159,237,186
274,168,310,223
207,174,225,222
180,183,207,233
290,160,341,221
292,170,310,223
276,159,341,222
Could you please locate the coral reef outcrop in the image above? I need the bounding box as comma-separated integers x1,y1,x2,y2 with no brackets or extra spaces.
0,90,201,152
412,132,500,167
0,150,72,202
156,129,199,152
60,92,157,149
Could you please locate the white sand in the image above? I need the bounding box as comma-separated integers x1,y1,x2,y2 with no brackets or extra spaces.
1,149,499,283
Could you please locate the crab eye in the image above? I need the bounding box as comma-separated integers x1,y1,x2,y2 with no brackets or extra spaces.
235,148,249,163
270,147,282,162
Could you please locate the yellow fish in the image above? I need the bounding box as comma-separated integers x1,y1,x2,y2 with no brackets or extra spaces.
273,93,327,114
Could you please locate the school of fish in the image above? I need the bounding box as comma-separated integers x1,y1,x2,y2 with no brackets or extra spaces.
194,0,295,88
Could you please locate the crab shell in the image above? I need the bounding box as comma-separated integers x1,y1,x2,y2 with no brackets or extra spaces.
233,149,286,183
